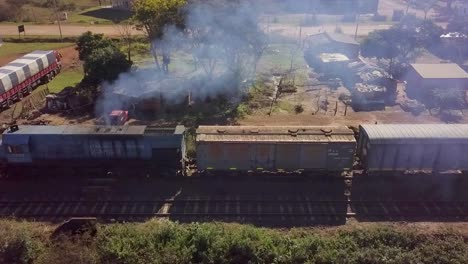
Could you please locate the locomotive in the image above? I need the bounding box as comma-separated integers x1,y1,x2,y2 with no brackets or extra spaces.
1,124,468,177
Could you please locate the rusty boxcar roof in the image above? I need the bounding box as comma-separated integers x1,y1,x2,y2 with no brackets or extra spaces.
196,126,356,143
360,124,468,144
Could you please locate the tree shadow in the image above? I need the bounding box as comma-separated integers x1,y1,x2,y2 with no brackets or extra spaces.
79,8,132,23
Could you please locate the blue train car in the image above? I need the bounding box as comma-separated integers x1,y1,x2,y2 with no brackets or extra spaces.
0,125,186,176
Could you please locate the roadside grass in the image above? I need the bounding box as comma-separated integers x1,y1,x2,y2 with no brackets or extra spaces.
0,42,74,57
3,1,130,24
0,36,79,42
45,68,84,93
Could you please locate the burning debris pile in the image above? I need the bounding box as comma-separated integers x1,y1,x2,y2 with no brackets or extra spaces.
346,60,397,110
303,31,397,110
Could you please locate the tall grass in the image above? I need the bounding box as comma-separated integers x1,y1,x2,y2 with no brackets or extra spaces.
1,219,468,264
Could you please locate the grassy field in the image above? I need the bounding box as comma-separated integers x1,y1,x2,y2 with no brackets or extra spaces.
0,42,74,57
46,68,84,93
5,4,131,24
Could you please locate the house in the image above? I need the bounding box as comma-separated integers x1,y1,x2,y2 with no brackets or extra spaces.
111,0,133,10
304,32,360,59
406,63,468,101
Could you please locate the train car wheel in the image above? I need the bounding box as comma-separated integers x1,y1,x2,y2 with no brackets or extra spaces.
6,99,12,108
27,86,33,94
18,92,23,100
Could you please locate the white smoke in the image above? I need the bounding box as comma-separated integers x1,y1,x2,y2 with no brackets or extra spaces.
96,0,264,116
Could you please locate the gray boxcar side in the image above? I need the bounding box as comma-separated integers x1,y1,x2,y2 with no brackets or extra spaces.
358,124,468,172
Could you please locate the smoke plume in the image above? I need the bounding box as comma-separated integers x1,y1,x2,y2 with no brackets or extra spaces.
96,0,265,116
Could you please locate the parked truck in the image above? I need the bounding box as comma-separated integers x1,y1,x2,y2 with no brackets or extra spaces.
0,50,62,109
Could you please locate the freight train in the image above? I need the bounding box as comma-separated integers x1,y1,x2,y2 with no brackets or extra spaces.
0,50,62,109
1,124,468,177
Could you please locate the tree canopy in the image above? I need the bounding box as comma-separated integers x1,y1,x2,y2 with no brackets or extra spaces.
133,0,186,40
76,31,115,61
133,0,186,70
361,17,443,77
76,32,132,85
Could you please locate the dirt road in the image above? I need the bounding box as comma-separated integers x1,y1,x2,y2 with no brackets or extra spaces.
0,22,394,38
0,24,142,37
268,23,392,39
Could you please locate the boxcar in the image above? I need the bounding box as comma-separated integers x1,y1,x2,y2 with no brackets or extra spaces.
357,124,468,173
0,125,186,176
196,126,356,174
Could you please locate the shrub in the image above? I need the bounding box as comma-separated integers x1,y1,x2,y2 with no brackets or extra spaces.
37,235,98,264
2,220,468,263
0,221,45,264
294,104,304,114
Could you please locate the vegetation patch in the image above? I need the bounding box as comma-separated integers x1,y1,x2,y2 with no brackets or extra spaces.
1,220,468,264
0,42,74,57
45,69,84,93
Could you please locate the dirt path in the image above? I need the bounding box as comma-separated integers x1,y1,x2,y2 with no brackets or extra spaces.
0,22,394,38
0,24,142,36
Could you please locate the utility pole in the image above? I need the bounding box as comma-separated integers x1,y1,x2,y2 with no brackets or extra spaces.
354,13,360,40
52,0,63,42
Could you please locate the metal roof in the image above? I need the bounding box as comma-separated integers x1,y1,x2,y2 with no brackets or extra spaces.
197,126,356,143
410,64,468,79
305,32,359,46
3,125,148,136
360,124,468,144
326,32,359,45
3,125,185,136
318,53,350,63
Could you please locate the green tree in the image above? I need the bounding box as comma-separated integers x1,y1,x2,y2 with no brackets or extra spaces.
83,46,132,85
361,17,443,77
361,27,416,76
133,0,186,71
76,31,115,61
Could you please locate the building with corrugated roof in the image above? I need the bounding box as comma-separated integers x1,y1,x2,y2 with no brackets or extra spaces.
304,32,360,59
405,63,468,101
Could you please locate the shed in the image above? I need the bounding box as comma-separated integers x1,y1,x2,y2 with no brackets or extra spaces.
196,126,356,172
304,32,360,59
357,124,468,172
405,63,468,101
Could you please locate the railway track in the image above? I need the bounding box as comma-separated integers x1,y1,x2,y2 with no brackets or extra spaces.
1,198,468,223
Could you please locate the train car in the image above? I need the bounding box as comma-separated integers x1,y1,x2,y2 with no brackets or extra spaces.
196,126,356,175
0,125,186,176
0,50,62,108
357,124,468,174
